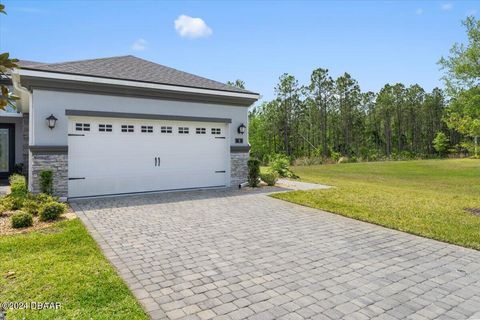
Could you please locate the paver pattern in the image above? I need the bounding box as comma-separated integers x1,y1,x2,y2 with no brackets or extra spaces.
73,187,480,320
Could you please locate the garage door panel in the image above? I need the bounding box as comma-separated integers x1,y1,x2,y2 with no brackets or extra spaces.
68,117,229,198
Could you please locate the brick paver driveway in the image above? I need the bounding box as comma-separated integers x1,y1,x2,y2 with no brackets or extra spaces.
73,187,480,320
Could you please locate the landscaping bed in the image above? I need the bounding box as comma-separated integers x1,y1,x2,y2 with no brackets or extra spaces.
0,207,76,236
0,173,71,235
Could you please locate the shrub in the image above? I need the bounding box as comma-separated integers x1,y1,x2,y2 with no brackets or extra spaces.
11,212,33,228
433,132,449,156
269,154,296,178
293,157,323,166
39,201,66,221
338,156,349,164
36,193,57,204
0,196,15,213
247,158,261,187
2,194,24,211
260,170,278,186
22,198,41,216
9,174,27,198
330,151,341,162
39,170,53,195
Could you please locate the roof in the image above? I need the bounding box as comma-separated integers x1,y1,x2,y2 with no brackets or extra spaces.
20,55,256,94
18,60,44,68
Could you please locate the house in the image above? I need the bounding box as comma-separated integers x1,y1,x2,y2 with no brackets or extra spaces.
2,56,259,199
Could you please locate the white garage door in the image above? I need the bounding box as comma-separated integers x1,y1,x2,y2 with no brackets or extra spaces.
67,116,229,198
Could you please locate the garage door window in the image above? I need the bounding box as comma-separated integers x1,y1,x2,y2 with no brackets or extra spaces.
196,128,206,134
76,123,90,131
211,128,221,135
161,126,172,133
99,124,113,132
141,125,153,133
178,127,189,134
121,125,134,133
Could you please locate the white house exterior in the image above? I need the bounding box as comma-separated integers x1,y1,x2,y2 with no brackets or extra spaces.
2,56,259,198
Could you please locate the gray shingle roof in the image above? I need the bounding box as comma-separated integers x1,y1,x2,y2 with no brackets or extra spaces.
21,55,255,94
18,60,44,67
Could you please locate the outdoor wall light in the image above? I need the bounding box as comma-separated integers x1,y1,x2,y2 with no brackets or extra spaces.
237,123,246,134
46,114,58,130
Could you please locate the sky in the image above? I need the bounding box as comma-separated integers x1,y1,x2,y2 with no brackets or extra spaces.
0,1,477,103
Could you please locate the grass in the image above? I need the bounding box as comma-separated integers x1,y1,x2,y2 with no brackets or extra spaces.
271,159,480,250
0,219,148,320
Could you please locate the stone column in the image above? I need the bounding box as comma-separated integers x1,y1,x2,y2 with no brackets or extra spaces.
230,151,249,187
30,148,68,198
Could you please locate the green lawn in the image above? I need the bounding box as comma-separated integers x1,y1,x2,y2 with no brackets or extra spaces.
0,219,147,320
272,159,480,250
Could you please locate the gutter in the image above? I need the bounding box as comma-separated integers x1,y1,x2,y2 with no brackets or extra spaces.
17,69,261,101
11,72,31,114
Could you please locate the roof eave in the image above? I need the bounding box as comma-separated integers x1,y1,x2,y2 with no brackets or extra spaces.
16,69,260,107
18,67,260,97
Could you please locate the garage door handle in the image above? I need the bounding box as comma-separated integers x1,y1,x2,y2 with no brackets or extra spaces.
155,157,161,167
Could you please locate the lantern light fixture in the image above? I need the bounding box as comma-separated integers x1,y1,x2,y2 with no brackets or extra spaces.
237,123,246,134
46,114,58,130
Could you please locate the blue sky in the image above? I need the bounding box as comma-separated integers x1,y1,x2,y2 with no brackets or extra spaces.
0,1,476,102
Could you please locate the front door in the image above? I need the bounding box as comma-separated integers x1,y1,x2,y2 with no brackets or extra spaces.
0,124,15,179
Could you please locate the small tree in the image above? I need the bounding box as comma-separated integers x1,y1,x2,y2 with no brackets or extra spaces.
433,132,449,156
226,79,245,90
39,170,53,195
247,158,260,187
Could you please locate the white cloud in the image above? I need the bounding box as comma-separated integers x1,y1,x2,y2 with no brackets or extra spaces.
441,3,453,11
415,8,424,15
174,15,212,38
131,38,147,51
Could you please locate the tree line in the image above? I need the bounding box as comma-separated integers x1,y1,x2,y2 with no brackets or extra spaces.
248,72,458,163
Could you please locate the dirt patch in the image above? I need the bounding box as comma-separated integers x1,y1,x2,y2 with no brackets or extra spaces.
0,206,76,236
465,208,480,217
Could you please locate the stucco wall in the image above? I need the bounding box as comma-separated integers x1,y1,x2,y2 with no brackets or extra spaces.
31,89,249,147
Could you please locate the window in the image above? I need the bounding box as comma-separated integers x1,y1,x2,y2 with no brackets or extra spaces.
178,127,189,134
141,125,153,133
235,138,244,144
196,128,206,134
211,128,221,135
121,125,134,133
75,123,90,132
99,124,113,132
161,126,172,133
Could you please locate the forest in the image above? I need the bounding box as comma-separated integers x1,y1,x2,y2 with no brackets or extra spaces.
248,73,453,163
245,16,480,164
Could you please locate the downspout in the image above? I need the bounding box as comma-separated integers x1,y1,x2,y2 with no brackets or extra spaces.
11,71,33,190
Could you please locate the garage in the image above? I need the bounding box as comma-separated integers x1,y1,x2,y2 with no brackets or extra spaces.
16,55,259,198
67,113,230,198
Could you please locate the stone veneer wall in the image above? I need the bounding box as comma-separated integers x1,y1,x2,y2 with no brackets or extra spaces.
230,152,249,187
22,113,29,176
31,152,68,197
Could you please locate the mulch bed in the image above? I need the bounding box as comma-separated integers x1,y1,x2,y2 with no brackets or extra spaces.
0,207,76,236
